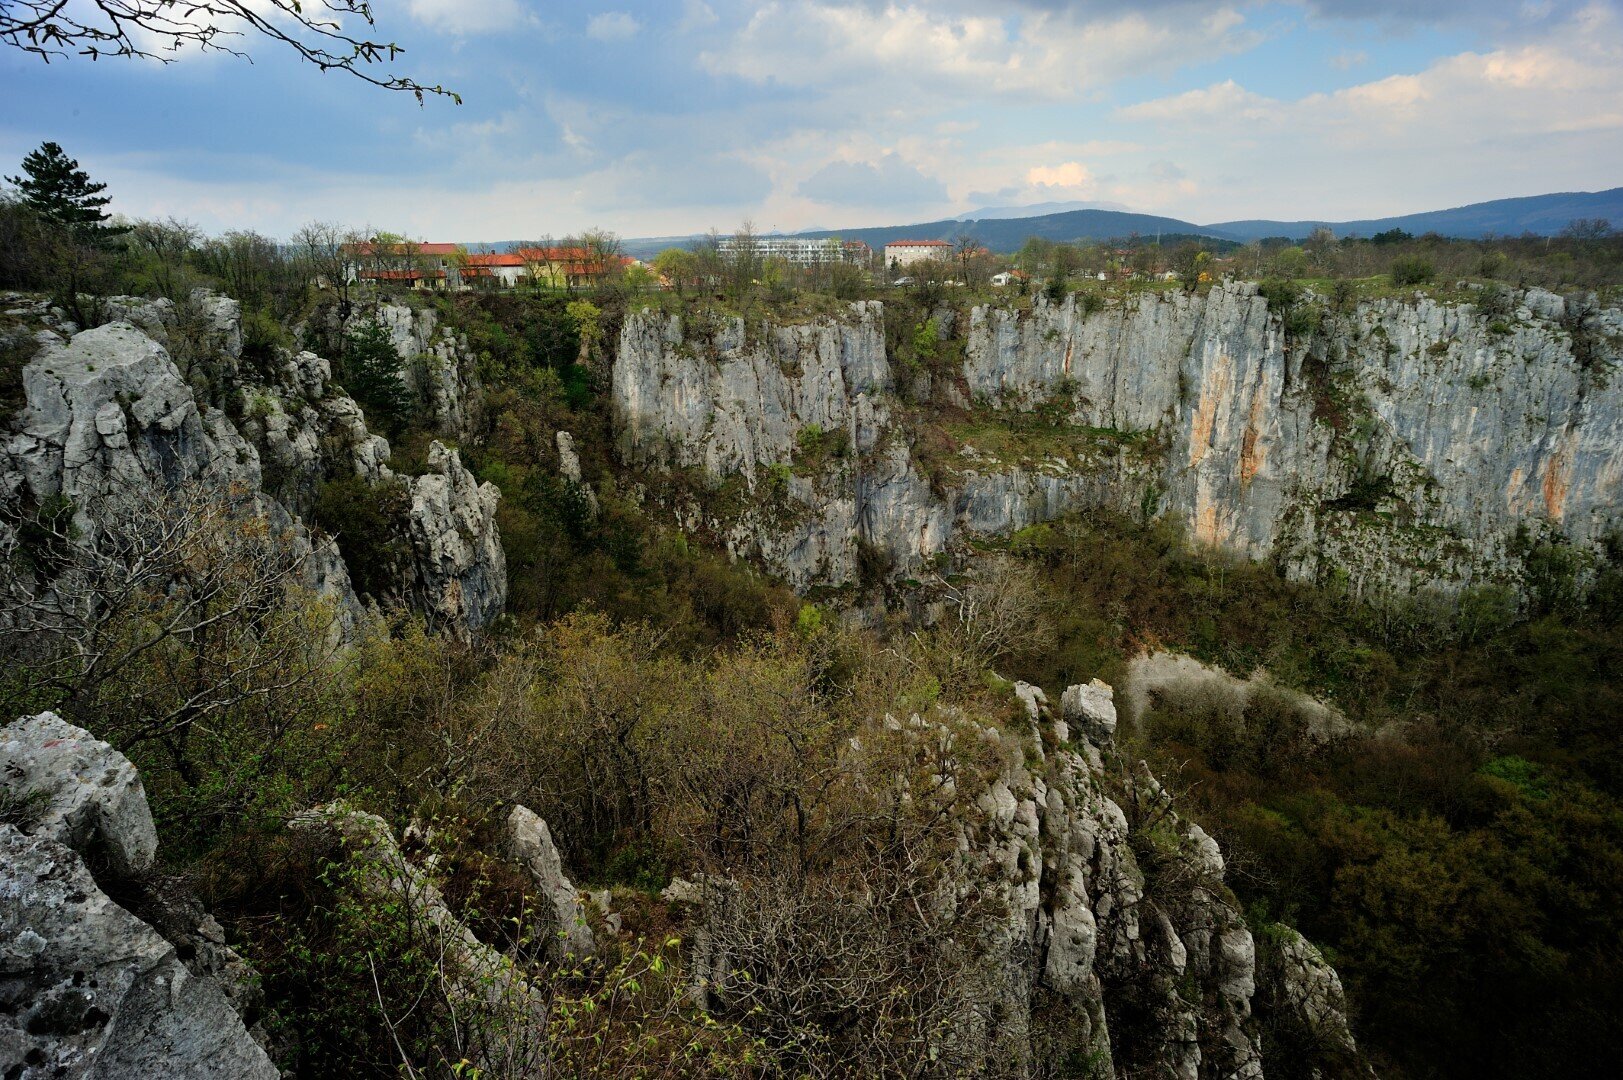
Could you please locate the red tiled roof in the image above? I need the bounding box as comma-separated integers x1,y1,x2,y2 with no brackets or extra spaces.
463,253,527,267
345,241,460,257
359,269,445,280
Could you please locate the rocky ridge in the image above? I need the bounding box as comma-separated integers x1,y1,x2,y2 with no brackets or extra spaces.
0,293,506,636
665,678,1363,1076
613,284,1623,596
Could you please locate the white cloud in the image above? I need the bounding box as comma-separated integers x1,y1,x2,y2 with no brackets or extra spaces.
406,0,529,36
1027,162,1093,189
1117,79,1281,124
700,1,1259,100
586,12,642,42
679,1,720,34
1111,3,1623,219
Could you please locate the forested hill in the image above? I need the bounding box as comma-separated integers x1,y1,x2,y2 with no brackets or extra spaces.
613,187,1623,257
789,208,1223,252
1208,186,1623,241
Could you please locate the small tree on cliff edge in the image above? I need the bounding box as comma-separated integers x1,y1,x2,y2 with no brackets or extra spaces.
342,318,414,438
7,142,124,241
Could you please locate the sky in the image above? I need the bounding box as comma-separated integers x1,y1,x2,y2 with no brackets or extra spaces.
2,0,1620,240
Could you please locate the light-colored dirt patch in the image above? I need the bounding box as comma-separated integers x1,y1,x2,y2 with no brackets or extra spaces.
1123,650,1356,743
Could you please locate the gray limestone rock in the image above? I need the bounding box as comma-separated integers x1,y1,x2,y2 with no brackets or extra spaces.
1061,679,1118,745
0,714,276,1080
0,318,362,629
372,303,481,439
504,806,596,960
612,284,1622,599
403,441,507,636
0,828,279,1080
0,713,156,879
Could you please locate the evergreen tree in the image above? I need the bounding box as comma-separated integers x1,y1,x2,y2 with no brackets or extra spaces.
6,141,122,238
341,318,414,438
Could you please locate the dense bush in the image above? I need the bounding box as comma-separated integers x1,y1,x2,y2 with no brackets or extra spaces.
1390,255,1436,286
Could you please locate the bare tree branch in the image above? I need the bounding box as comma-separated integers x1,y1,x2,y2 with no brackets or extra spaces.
0,1,460,103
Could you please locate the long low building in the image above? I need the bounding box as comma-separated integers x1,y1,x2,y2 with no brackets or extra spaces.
342,241,632,289
716,236,871,266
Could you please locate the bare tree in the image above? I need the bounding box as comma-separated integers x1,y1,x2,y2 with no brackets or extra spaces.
128,216,200,299
936,554,1054,673
292,220,361,320
0,479,345,797
517,236,556,292
0,1,460,102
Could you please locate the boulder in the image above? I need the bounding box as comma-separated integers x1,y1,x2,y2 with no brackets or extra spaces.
0,714,276,1079
1061,678,1118,745
404,442,507,636
0,713,156,879
504,806,595,960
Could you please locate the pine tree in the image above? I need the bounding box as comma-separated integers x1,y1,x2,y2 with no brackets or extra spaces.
6,141,123,238
341,318,415,438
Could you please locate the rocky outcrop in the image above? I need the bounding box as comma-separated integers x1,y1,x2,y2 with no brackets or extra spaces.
0,713,157,879
235,346,392,517
290,803,527,1006
1,296,507,636
0,713,277,1079
1256,925,1368,1074
503,806,595,960
0,318,360,621
404,441,507,635
372,302,481,439
671,681,1360,1078
613,285,1623,597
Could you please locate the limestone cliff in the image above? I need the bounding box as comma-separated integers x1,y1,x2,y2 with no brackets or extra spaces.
613,284,1622,596
0,293,506,636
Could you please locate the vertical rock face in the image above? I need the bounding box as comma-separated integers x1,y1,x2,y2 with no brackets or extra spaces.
404,441,507,635
612,285,1623,596
372,303,482,439
0,319,361,621
0,714,278,1080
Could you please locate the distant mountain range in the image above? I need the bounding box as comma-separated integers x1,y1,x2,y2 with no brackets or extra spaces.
612,187,1622,258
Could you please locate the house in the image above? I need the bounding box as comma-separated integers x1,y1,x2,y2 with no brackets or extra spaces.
990,270,1029,287
340,241,634,291
884,239,953,268
459,252,529,288
342,241,462,290
510,246,635,289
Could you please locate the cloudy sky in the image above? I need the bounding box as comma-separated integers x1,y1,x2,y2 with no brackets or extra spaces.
3,0,1620,240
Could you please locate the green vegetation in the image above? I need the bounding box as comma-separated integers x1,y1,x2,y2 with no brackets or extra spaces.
1005,508,1623,1079
338,317,415,438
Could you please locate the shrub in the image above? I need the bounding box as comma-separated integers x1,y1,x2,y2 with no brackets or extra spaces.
310,474,411,601
1390,256,1435,286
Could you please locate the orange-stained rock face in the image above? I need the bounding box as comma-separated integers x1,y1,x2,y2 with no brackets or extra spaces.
1189,350,1234,468
1541,436,1573,523
1240,378,1271,488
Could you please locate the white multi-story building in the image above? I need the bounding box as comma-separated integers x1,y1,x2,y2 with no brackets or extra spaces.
716,236,871,266
884,239,953,267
